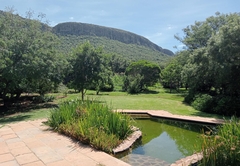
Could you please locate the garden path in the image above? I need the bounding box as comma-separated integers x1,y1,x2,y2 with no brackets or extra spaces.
0,119,130,166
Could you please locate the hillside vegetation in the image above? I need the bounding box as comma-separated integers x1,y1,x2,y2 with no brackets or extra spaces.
53,22,174,56
57,35,171,67
52,22,173,67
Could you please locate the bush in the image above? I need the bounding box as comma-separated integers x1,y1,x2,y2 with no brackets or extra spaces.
213,96,240,116
200,117,240,165
191,94,213,112
99,82,114,92
187,92,240,116
122,74,143,94
57,83,68,96
32,95,55,103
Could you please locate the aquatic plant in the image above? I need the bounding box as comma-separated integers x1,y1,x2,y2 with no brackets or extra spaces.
200,117,240,166
48,98,133,153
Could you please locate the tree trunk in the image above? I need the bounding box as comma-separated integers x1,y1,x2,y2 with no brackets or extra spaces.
96,90,99,95
2,92,9,108
81,89,84,101
15,92,21,100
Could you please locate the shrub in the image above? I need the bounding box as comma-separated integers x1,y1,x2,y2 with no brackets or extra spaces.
57,83,68,96
122,74,143,94
48,99,133,153
32,95,55,103
99,82,114,92
200,117,240,166
213,96,240,116
191,94,213,112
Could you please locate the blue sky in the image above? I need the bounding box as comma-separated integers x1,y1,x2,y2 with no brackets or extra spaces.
1,0,239,52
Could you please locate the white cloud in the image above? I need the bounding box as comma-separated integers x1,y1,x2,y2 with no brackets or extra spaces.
167,25,173,30
69,17,74,20
176,44,186,50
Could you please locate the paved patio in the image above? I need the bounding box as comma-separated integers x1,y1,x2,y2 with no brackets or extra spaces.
0,119,130,166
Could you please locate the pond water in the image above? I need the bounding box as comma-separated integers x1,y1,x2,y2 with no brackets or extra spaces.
116,118,210,165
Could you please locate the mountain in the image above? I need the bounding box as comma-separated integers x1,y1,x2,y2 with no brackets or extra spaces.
53,22,174,56
0,10,173,66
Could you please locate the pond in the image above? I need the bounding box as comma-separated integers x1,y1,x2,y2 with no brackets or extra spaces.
116,118,212,166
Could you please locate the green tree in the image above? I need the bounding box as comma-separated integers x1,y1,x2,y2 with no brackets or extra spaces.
161,59,181,92
176,12,240,115
124,60,160,93
90,54,114,95
108,54,129,73
0,9,66,106
70,41,103,100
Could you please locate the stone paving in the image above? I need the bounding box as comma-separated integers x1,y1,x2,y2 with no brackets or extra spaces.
0,119,130,166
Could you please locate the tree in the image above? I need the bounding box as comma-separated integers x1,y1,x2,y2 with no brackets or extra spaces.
176,12,240,115
0,9,66,106
123,60,160,93
108,54,129,73
207,17,240,96
161,59,181,92
175,12,230,51
90,54,114,95
69,41,103,100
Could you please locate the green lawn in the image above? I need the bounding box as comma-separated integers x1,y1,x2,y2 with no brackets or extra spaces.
55,90,222,118
0,89,223,126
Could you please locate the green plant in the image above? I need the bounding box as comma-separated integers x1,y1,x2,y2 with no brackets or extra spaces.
191,94,213,112
112,74,125,91
213,96,240,116
123,74,143,94
200,117,240,166
33,95,55,103
48,99,82,129
47,99,133,153
57,83,69,97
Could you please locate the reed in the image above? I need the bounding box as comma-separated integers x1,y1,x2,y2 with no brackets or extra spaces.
200,116,240,166
47,98,133,153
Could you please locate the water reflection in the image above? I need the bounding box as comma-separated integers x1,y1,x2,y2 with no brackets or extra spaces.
120,118,207,164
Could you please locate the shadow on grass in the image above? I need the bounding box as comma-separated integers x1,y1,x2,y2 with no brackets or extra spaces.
163,88,188,96
0,114,32,125
190,111,227,119
0,102,58,117
87,93,110,96
141,89,159,94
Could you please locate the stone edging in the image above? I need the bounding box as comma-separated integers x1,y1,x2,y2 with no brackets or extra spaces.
112,128,142,154
116,109,225,125
171,153,203,166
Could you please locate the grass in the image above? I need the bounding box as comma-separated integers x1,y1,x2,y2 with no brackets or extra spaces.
57,90,222,118
0,88,223,126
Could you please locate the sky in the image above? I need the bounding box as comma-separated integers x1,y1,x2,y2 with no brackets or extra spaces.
1,0,239,53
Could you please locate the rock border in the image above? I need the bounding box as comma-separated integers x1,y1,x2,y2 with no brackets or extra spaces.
112,127,142,154
171,153,203,166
